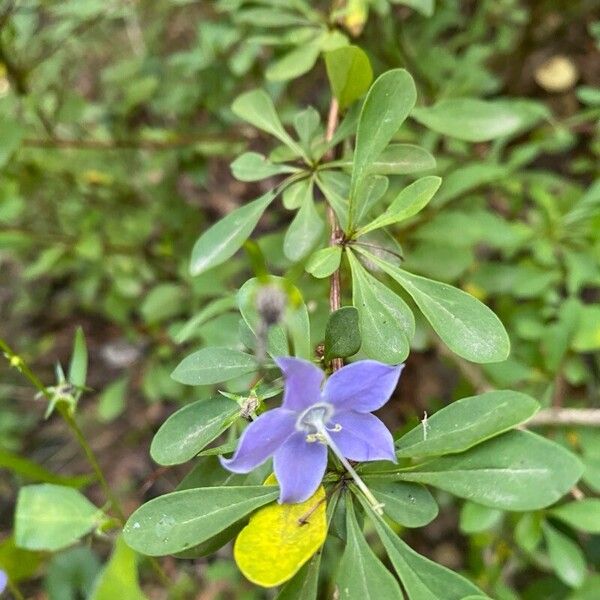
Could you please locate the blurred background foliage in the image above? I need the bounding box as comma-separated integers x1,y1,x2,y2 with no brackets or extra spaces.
0,0,599,598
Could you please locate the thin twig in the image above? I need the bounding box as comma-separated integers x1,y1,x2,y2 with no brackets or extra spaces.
527,408,600,427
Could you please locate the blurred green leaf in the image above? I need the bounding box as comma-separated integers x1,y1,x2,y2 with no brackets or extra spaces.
543,523,586,589
550,499,600,534
68,327,87,389
412,98,548,141
15,485,104,551
325,45,373,110
89,536,147,600
190,192,275,276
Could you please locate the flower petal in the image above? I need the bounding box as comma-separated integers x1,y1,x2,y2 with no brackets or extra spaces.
275,356,324,412
220,408,296,473
274,432,328,503
330,411,396,463
323,360,403,412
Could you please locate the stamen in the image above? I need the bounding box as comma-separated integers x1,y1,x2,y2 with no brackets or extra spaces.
326,423,342,432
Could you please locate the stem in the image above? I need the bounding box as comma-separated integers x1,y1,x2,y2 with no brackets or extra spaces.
324,98,344,372
0,338,171,584
317,425,384,515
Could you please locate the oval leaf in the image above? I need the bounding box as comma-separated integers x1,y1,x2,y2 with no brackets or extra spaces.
325,45,373,110
171,347,258,385
234,476,327,587
412,98,548,142
348,250,413,363
190,192,274,276
550,499,600,534
283,196,324,261
349,69,417,229
324,306,361,361
15,485,104,552
305,246,342,278
359,249,510,363
367,481,438,527
231,152,297,182
395,390,540,458
396,430,583,510
357,176,442,236
336,499,403,600
150,397,240,466
123,486,279,556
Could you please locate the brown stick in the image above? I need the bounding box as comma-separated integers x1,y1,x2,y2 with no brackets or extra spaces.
325,98,344,372
527,408,600,427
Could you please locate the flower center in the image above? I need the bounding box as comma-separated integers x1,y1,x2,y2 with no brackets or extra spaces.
296,402,335,436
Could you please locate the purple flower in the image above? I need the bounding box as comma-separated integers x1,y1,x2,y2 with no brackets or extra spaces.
0,570,6,595
221,357,403,504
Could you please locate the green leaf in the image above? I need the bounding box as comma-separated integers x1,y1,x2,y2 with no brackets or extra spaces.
369,143,436,175
175,297,237,344
316,170,350,230
283,177,313,210
335,499,403,600
395,390,539,458
411,98,548,142
367,481,438,527
550,499,600,534
45,547,100,600
305,246,342,278
324,307,361,361
359,249,510,363
393,430,583,510
97,376,129,423
392,0,435,17
231,152,298,181
348,250,413,363
275,553,321,600
232,89,305,157
369,509,486,599
190,191,275,276
356,176,442,236
150,397,239,466
68,327,88,388
123,486,279,556
15,485,104,551
171,347,258,385
0,117,24,168
325,45,373,110
515,513,543,553
89,536,147,600
459,502,503,534
543,523,586,589
349,69,417,230
283,195,324,261
140,283,185,323
293,107,321,150
267,41,321,82
0,449,91,488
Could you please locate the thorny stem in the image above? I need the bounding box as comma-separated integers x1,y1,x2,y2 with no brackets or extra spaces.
325,98,344,372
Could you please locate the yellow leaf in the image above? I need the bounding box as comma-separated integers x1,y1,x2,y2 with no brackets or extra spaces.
233,474,327,587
